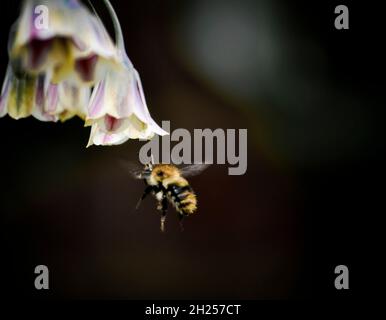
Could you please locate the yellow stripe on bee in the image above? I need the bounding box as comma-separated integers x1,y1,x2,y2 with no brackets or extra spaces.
180,193,197,215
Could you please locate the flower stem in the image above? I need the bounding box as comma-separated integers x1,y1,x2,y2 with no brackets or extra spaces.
88,0,129,65
100,0,125,51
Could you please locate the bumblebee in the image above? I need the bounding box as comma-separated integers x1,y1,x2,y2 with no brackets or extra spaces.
127,162,209,232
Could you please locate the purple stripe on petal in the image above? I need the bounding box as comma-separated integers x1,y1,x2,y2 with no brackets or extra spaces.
35,75,45,108
32,75,56,121
131,76,150,124
0,70,12,115
0,95,7,115
1,73,11,96
103,133,113,144
46,84,59,113
88,80,105,117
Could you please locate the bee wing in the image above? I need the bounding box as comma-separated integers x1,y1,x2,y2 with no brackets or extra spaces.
118,159,144,179
179,163,211,177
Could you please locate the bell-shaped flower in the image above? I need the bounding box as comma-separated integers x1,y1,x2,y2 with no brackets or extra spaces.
9,0,120,86
1,0,167,147
0,64,55,121
0,64,90,121
44,81,90,121
86,67,167,146
85,0,167,146
2,0,117,122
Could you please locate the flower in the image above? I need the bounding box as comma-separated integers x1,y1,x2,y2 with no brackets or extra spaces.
0,64,90,121
9,0,120,86
85,0,167,146
86,67,167,146
0,64,55,121
1,0,167,147
44,81,91,121
1,0,119,122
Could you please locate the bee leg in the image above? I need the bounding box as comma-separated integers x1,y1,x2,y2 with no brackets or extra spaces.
160,196,168,232
136,186,154,210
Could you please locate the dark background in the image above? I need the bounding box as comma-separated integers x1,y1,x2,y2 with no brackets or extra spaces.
0,0,383,299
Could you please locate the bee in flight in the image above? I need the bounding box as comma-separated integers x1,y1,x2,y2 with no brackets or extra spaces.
126,160,209,232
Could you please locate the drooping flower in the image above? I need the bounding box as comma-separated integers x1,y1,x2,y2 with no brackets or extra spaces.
1,0,167,147
10,0,120,86
85,0,167,146
1,0,120,121
86,67,167,146
0,64,90,121
0,64,55,121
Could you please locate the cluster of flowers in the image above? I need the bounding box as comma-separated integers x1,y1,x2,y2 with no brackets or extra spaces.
0,0,167,146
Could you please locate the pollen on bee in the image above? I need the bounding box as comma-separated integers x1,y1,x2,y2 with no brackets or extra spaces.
155,192,163,201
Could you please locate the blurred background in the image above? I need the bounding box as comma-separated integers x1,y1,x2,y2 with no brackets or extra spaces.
0,0,384,299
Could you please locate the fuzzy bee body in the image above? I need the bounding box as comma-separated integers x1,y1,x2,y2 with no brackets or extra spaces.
127,162,209,232
145,164,197,218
